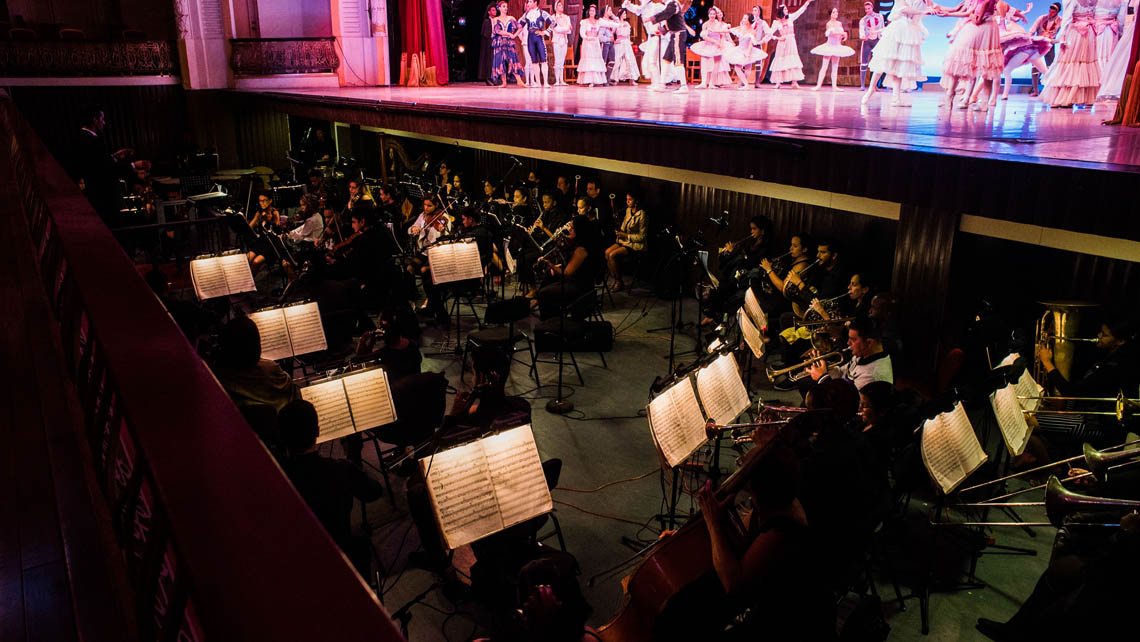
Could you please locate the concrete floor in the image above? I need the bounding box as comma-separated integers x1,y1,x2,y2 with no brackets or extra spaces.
340,284,1051,641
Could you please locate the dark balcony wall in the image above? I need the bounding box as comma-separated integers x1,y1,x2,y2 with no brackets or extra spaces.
7,84,187,166
6,0,176,39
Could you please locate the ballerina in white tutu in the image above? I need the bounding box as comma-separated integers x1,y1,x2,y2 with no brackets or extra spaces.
862,0,931,106
691,6,734,88
811,8,857,90
770,0,815,88
726,13,774,89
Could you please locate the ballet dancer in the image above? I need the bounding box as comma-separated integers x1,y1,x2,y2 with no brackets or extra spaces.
1040,0,1101,107
692,6,734,88
727,13,772,89
935,0,1004,110
551,1,573,86
521,0,553,88
811,7,856,90
770,0,814,89
862,0,931,106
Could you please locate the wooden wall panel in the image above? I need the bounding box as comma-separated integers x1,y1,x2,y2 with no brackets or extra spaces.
232,108,291,171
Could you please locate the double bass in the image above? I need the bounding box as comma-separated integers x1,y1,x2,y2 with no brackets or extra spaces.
597,428,783,641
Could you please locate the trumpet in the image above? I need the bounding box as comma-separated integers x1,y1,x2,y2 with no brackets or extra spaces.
797,316,857,328
765,347,851,382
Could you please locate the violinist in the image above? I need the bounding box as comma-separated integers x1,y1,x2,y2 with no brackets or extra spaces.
325,208,393,284
535,215,601,319
407,194,453,325
692,444,836,641
283,193,325,246
459,207,503,274
246,191,282,269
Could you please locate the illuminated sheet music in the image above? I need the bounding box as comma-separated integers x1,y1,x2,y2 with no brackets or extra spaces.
696,353,750,427
920,403,988,495
283,302,327,356
738,308,765,359
991,384,1031,457
998,353,1044,412
190,258,229,301
421,425,551,549
647,378,708,468
483,427,552,529
743,287,768,330
300,380,355,443
342,369,397,431
248,309,293,361
428,242,484,284
218,254,256,294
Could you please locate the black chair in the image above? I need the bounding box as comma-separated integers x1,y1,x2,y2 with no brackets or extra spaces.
460,296,538,385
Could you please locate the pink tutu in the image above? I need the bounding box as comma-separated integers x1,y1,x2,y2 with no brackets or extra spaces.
1001,33,1052,66
941,18,1004,83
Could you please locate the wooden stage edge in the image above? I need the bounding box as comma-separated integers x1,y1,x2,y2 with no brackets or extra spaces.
234,84,1140,176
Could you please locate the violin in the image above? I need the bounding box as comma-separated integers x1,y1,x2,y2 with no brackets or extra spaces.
331,229,363,254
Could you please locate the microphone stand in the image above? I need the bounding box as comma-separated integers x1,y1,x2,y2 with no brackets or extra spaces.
546,259,573,415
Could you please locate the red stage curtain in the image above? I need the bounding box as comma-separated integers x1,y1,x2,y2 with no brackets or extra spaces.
398,0,450,86
1106,12,1140,126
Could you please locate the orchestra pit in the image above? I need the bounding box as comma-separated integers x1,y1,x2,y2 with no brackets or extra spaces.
1,1,1139,641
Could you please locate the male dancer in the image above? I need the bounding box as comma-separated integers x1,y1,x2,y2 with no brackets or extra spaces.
598,12,618,84
648,0,690,93
752,5,769,87
1028,2,1062,96
521,0,553,88
623,0,668,89
858,1,884,89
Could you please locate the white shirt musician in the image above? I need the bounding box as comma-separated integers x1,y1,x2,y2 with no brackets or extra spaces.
407,195,451,250
808,318,893,391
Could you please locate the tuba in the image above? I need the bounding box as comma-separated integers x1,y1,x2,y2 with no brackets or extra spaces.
1034,300,1099,384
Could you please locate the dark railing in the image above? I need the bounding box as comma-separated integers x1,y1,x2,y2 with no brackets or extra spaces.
0,40,179,76
230,37,339,75
0,95,404,641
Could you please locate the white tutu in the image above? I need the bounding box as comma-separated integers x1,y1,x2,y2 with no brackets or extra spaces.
868,12,928,90
690,41,727,57
725,27,768,65
810,33,855,57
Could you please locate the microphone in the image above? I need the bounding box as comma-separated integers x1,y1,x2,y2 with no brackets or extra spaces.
709,210,729,229
509,155,523,166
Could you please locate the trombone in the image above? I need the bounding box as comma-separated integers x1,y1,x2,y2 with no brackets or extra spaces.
943,475,1140,528
957,438,1140,503
705,405,809,442
1019,391,1140,423
765,348,851,383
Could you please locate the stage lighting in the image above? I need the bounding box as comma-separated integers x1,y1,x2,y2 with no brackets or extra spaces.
458,17,466,26
458,45,466,53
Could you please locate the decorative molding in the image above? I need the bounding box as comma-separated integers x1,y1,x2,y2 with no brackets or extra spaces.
230,38,340,76
0,41,179,77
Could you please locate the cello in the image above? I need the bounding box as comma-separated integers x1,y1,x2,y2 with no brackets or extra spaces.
596,428,784,642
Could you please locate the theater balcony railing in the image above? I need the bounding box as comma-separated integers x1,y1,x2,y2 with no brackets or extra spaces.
0,94,404,641
0,40,179,77
229,37,339,76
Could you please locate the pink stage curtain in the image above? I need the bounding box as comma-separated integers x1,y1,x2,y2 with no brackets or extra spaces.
398,0,450,86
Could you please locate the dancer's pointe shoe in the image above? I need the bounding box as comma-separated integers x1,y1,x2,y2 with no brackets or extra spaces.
833,86,843,92
860,92,871,105
889,97,901,106
737,83,749,90
811,85,821,91
675,85,689,94
649,84,665,92
791,82,800,89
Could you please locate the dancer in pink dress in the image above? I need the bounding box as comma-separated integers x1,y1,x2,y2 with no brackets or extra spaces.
691,6,734,88
726,13,773,89
934,0,1004,110
972,1,1052,104
1040,0,1101,106
770,0,815,88
811,8,857,90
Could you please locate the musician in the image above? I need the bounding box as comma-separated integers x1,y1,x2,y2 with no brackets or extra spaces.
212,316,299,412
244,192,283,269
604,192,648,292
407,194,453,324
1038,318,1136,399
509,188,541,298
784,238,847,305
303,169,326,199
535,215,602,319
72,104,133,226
554,175,575,212
535,191,571,243
584,178,616,243
445,173,468,204
459,207,502,273
325,208,393,285
278,399,385,577
309,129,335,163
804,272,874,331
701,215,772,327
758,233,812,314
283,193,325,247
437,161,452,190
807,317,893,390
694,444,836,640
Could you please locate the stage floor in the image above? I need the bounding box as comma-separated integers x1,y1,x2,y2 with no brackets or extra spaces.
260,83,1140,173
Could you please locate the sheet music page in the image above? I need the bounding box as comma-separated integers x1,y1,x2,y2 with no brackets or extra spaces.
744,288,768,330
738,308,765,359
421,441,503,549
248,309,293,361
218,254,256,294
647,378,708,468
190,258,229,301
945,403,988,476
428,242,484,284
990,385,1031,457
342,368,397,431
300,380,356,444
997,353,1043,411
483,425,552,530
696,353,750,427
283,302,328,356
922,403,988,494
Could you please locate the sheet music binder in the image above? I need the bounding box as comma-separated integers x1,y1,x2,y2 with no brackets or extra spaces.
299,366,398,444
920,402,988,495
189,253,256,300
647,377,709,468
696,352,750,427
427,240,485,285
420,424,552,549
248,302,328,360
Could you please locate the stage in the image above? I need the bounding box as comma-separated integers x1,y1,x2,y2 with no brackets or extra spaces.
250,83,1140,173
